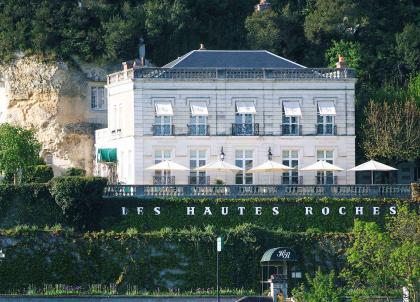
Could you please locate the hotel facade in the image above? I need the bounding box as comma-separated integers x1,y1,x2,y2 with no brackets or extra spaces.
95,49,356,185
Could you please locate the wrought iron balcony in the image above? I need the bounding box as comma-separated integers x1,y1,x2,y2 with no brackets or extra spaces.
153,176,176,185
103,184,412,199
108,67,356,84
152,124,174,136
281,176,303,185
187,124,209,136
281,124,302,136
232,123,260,136
316,124,337,136
316,175,338,185
188,175,210,185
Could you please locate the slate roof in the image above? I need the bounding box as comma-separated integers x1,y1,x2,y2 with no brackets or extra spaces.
164,50,305,69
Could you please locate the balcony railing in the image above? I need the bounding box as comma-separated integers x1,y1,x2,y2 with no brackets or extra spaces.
187,124,209,136
108,68,356,84
316,175,338,185
316,124,337,136
103,184,412,199
153,176,176,185
232,123,260,136
153,125,174,136
281,176,303,185
281,124,302,136
188,175,210,185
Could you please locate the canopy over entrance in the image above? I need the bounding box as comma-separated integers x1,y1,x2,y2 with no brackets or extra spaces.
260,247,298,263
98,148,117,163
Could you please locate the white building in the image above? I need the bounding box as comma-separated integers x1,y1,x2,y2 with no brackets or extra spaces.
95,49,356,185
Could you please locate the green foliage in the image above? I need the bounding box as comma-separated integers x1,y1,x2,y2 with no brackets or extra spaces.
23,165,54,183
295,269,341,302
325,40,362,76
49,176,107,230
396,23,420,75
245,9,281,53
0,124,41,184
342,206,420,300
0,225,350,294
361,100,420,162
63,167,86,177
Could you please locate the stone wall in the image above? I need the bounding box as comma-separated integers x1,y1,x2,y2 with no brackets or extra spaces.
0,56,108,175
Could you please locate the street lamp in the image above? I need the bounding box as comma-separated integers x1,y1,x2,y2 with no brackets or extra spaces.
220,147,225,161
268,147,273,161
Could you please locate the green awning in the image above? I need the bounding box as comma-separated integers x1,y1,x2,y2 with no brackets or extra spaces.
98,148,117,163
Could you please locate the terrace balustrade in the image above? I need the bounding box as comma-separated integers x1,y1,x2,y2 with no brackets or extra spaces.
103,184,412,199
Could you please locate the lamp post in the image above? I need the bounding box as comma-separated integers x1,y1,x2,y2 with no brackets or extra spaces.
220,147,225,161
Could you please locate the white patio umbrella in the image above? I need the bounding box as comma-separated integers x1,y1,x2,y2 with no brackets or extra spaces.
195,160,243,172
300,160,344,172
195,147,243,184
348,159,397,184
145,160,190,171
248,159,293,185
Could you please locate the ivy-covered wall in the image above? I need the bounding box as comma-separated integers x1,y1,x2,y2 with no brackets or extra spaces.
0,225,351,293
102,197,406,232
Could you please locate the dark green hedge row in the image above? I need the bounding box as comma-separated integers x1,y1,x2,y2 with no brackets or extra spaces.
0,177,107,230
1,180,417,232
100,197,416,232
0,224,351,293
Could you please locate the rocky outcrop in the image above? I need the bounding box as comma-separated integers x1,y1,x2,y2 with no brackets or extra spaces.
0,56,108,175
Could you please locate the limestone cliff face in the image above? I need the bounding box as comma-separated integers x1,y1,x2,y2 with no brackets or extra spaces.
0,56,108,175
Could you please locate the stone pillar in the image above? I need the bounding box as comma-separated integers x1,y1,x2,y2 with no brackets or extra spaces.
268,274,288,302
411,183,420,201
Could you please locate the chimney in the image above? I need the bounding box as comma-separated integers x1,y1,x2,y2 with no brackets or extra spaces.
139,37,146,66
336,55,347,69
199,43,206,50
255,0,271,12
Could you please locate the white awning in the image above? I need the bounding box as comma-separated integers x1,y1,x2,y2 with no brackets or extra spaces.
190,102,208,116
318,101,336,116
283,101,302,117
236,101,256,114
155,102,173,116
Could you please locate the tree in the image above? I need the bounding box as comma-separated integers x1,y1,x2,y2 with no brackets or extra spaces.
292,269,341,302
396,23,420,76
325,40,362,76
342,220,396,296
245,9,281,53
361,100,420,163
0,124,41,184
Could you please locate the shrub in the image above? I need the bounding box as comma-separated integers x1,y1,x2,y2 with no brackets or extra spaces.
63,168,86,177
49,176,107,230
24,165,54,183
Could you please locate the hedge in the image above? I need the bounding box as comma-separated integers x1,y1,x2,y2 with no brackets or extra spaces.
0,224,351,294
100,197,416,232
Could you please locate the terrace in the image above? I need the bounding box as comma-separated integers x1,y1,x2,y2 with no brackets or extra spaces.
103,184,412,199
108,67,356,84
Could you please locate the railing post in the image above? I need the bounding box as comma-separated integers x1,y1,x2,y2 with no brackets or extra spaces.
136,185,145,197
277,185,284,197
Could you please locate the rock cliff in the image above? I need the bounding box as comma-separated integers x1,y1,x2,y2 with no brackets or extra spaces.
0,56,108,175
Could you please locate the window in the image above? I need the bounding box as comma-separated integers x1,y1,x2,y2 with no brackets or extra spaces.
282,102,301,135
234,101,256,136
154,102,173,136
154,116,172,135
282,150,299,184
235,150,253,184
189,150,207,184
317,150,334,184
91,86,106,110
317,101,336,135
154,150,172,184
189,116,207,135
